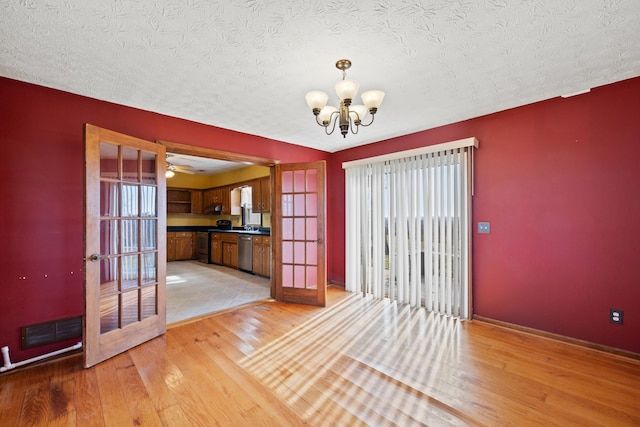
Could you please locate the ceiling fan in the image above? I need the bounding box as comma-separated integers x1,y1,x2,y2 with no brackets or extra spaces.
165,154,195,177
166,162,195,175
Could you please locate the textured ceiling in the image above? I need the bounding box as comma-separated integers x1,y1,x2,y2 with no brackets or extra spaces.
1,0,639,153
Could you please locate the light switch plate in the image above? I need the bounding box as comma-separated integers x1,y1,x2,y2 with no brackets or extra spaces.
478,222,490,233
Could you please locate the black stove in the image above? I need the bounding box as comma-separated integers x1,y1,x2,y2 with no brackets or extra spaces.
213,219,232,230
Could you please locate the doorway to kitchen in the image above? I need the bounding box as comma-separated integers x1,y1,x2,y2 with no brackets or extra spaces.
159,139,278,325
166,260,270,324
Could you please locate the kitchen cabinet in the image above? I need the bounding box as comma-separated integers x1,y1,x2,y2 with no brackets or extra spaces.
167,188,191,214
251,177,271,212
190,190,203,214
176,232,195,260
210,232,222,265
167,188,203,215
167,232,176,261
203,186,233,214
221,186,231,215
203,187,222,208
221,233,238,269
166,231,195,261
252,235,271,278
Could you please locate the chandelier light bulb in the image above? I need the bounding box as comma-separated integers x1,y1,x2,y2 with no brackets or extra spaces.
335,80,359,103
349,105,368,124
305,91,329,113
319,105,338,124
361,90,385,111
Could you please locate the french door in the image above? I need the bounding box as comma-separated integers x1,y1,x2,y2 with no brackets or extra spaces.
83,124,166,368
273,161,326,306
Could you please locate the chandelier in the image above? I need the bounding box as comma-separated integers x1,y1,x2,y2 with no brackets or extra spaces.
305,59,385,138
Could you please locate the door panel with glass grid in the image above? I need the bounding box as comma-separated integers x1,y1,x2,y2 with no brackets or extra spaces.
274,162,326,306
84,124,166,368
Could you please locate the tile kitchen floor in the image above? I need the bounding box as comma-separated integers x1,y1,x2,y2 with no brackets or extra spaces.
166,260,271,324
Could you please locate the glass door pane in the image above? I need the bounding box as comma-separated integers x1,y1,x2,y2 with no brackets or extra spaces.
281,169,321,290
98,142,159,333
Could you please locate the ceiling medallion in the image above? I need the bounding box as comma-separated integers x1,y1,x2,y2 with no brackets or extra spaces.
305,59,385,138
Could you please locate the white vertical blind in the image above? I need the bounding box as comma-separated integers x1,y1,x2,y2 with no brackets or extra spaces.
345,140,475,318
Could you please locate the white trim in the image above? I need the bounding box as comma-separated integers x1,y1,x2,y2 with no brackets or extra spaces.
561,88,590,98
342,137,479,169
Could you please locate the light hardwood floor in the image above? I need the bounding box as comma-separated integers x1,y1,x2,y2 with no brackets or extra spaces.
1,286,639,426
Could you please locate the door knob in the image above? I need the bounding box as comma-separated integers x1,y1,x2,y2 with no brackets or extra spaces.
87,254,102,261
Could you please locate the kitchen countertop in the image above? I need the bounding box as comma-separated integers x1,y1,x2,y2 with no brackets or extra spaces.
167,226,270,236
207,228,270,236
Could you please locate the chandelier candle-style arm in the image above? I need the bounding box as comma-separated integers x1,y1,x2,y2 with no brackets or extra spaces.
305,59,384,138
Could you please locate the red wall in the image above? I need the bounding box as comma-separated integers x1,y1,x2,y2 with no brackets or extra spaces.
328,76,640,354
0,77,327,363
2,75,639,363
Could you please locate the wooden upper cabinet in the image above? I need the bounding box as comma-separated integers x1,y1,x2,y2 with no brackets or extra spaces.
203,187,232,214
203,188,221,208
191,190,203,215
221,186,231,215
167,188,204,215
167,188,191,214
192,176,271,215
252,177,271,212
203,188,213,207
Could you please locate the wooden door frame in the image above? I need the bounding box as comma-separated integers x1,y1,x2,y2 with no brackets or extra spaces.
157,140,279,167
156,140,279,296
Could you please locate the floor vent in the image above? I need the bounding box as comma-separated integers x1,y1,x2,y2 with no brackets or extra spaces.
21,316,82,350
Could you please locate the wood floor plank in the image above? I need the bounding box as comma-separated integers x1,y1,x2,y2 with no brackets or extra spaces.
199,312,358,425
196,318,313,426
0,367,33,426
127,336,182,414
162,326,249,425
94,354,138,426
16,363,57,426
46,357,81,426
1,287,639,426
112,348,165,426
157,403,195,427
168,320,308,426
73,364,105,427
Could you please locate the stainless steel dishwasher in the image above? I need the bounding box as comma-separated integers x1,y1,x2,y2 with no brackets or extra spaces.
238,235,253,272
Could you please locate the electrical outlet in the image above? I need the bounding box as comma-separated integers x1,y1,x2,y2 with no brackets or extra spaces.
610,309,623,325
478,222,491,234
